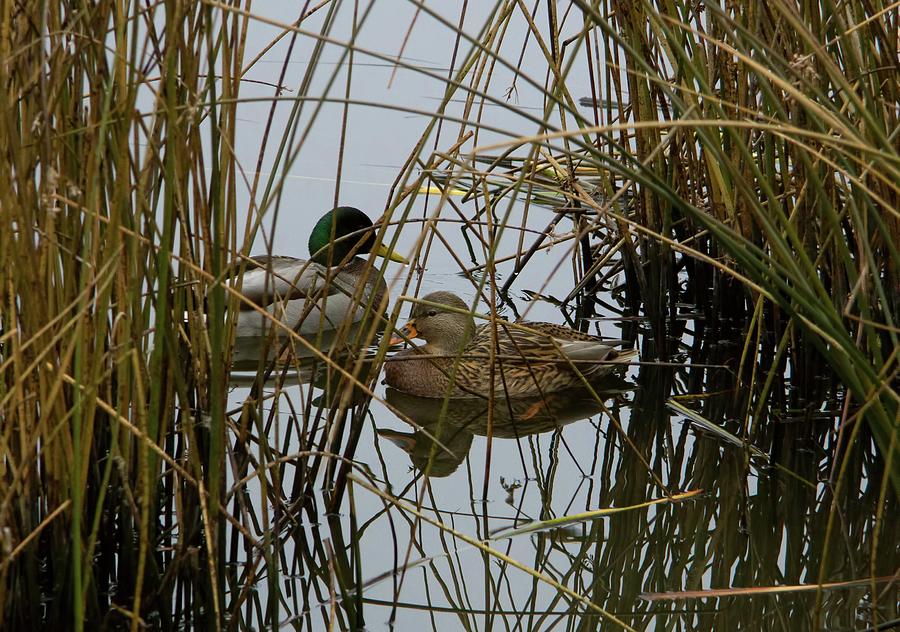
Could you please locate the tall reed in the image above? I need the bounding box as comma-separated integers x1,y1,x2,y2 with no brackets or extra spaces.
0,2,245,628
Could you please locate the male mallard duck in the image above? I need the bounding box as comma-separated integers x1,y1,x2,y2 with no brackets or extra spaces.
233,206,405,338
385,291,637,399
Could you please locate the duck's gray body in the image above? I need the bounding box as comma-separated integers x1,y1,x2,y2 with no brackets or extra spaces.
232,255,387,338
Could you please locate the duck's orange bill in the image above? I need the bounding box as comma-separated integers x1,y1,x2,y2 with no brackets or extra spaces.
389,321,418,345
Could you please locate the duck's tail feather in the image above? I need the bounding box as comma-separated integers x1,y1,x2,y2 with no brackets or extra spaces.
557,342,638,370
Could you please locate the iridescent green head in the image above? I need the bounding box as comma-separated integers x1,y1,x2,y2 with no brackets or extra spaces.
308,206,407,266
308,207,375,265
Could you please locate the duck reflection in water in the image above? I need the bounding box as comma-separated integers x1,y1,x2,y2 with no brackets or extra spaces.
231,319,379,373
230,344,380,418
379,375,632,477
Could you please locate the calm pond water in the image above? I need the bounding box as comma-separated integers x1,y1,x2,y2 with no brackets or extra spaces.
218,4,898,630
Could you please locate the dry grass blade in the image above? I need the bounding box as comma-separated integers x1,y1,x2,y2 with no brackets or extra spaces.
641,574,900,602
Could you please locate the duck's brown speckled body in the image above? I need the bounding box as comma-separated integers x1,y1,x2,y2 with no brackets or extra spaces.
385,292,636,399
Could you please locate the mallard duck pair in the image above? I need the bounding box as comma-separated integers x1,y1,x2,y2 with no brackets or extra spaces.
384,292,636,399
232,206,406,338
236,207,636,397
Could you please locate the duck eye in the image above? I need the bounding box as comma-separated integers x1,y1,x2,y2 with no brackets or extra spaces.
427,310,437,317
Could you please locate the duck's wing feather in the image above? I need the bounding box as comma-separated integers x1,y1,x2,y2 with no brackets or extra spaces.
516,321,602,342
468,321,551,362
473,320,623,363
233,256,348,307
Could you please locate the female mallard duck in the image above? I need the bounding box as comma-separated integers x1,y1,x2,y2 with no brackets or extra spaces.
385,291,637,399
233,206,406,338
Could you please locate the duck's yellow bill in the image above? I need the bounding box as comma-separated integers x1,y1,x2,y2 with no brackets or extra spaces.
389,321,418,345
374,243,408,264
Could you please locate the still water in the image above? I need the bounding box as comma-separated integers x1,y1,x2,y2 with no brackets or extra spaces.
219,3,897,630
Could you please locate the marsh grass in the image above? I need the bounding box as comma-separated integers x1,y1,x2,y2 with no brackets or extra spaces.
1,1,897,630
